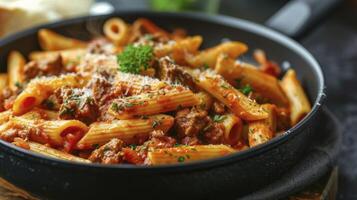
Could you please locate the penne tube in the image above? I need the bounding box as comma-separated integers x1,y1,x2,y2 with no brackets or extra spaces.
280,69,311,126
193,70,268,121
186,41,248,68
148,144,235,165
247,104,277,147
0,73,8,91
7,51,26,90
77,114,174,149
29,49,86,65
28,142,90,163
103,18,129,45
38,29,87,51
215,54,289,107
10,116,88,147
221,114,243,145
12,74,84,115
109,88,199,119
154,36,202,64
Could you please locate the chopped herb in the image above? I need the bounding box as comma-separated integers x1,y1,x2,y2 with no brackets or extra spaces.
234,78,242,86
220,84,230,89
117,45,154,74
202,63,210,70
185,154,190,159
129,144,137,150
111,102,120,112
203,124,212,132
174,143,181,147
213,115,227,123
191,148,197,151
92,144,100,149
124,102,134,108
14,81,22,88
152,120,161,128
240,85,253,95
178,156,185,162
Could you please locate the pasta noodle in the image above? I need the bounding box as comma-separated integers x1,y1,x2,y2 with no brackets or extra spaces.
280,69,311,126
7,51,26,90
38,29,87,51
148,145,235,165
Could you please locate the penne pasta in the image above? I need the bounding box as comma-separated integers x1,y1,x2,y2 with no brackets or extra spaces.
103,18,130,46
248,104,277,147
196,91,214,111
29,49,86,65
215,54,289,107
109,88,200,119
7,51,26,90
148,144,235,165
10,116,88,147
280,69,311,126
193,70,268,121
77,114,174,149
28,142,91,163
154,36,203,64
221,113,243,145
186,41,248,68
12,74,85,115
38,29,87,51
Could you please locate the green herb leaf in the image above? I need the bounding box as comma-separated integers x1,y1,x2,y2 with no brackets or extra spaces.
213,115,227,123
240,85,253,95
117,45,154,74
152,120,161,128
177,156,185,162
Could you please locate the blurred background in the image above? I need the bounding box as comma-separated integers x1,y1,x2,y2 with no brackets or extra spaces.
0,0,357,199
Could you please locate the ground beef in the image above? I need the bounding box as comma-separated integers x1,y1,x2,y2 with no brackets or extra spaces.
157,57,197,91
57,88,99,124
202,123,225,144
175,107,211,138
147,130,176,148
212,101,226,114
88,138,124,164
24,55,63,80
181,136,201,145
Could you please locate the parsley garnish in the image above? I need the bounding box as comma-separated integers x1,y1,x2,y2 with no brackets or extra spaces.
92,144,99,149
178,156,185,162
129,144,137,150
202,63,210,70
152,120,161,128
213,115,227,123
117,45,154,74
111,102,120,112
220,84,230,89
235,78,242,86
14,81,22,88
240,85,253,95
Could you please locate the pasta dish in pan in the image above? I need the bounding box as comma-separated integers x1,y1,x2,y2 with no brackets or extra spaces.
0,18,311,165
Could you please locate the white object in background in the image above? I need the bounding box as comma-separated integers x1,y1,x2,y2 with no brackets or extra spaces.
90,2,115,15
0,0,94,38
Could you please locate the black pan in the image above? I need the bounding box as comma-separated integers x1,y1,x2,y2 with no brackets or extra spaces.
0,2,339,199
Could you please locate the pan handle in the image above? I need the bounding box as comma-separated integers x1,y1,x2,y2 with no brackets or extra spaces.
265,0,341,39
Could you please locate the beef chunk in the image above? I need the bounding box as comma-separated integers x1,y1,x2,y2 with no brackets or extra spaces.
157,57,197,91
202,123,225,144
57,88,99,124
24,55,63,80
175,107,211,138
88,138,124,164
147,130,176,148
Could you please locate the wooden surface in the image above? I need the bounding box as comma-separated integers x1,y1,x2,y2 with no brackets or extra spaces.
0,168,337,200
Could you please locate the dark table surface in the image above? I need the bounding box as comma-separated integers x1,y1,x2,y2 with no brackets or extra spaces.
105,0,357,199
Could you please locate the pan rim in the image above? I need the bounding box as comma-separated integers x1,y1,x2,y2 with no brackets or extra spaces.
0,10,325,171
